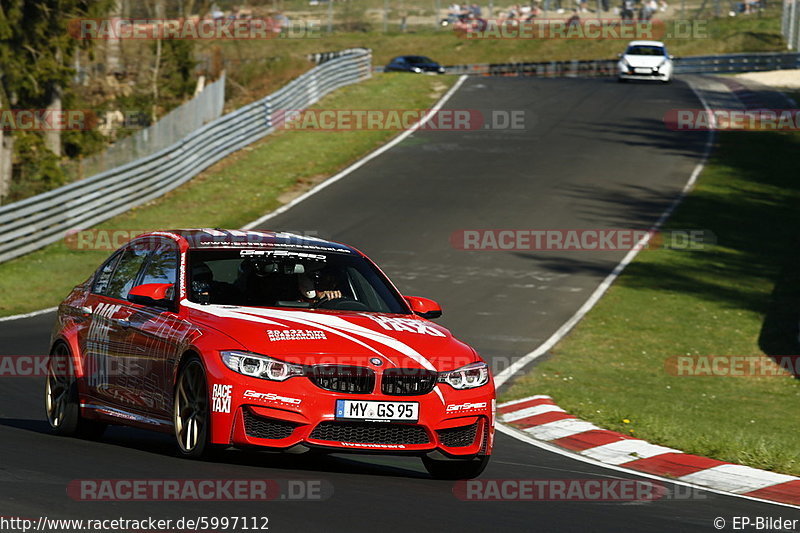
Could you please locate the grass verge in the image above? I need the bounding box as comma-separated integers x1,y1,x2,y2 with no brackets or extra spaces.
0,73,455,317
502,130,800,475
215,12,784,85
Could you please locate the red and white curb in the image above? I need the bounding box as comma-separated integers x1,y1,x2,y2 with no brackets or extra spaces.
499,395,800,506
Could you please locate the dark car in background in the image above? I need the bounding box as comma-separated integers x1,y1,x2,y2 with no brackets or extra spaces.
385,56,446,74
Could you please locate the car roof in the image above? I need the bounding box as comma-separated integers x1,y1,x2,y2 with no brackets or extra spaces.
140,229,356,254
626,40,666,47
395,55,432,61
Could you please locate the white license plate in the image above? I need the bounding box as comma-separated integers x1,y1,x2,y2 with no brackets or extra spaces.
335,400,419,422
635,67,652,74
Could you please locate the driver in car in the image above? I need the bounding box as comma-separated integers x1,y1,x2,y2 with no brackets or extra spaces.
297,270,342,303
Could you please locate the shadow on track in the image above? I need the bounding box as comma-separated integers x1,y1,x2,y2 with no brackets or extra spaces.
0,417,429,478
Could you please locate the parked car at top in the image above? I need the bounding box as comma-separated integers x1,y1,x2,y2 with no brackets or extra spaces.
617,40,674,83
46,229,495,479
385,55,446,74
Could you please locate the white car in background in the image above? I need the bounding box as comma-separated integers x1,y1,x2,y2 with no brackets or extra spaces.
617,40,674,83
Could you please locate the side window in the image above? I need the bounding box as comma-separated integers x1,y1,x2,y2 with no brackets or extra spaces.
92,252,122,295
140,243,179,287
101,246,149,301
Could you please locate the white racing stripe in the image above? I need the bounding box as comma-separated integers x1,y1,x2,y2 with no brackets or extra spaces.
496,423,800,510
183,301,442,369
0,307,58,322
523,418,601,441
678,465,798,494
184,301,394,364
238,307,435,370
239,308,400,367
501,403,564,422
497,395,553,408
182,300,285,326
579,439,680,466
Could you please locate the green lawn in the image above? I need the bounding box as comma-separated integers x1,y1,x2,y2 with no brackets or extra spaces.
502,130,800,475
0,73,455,317
221,13,785,67
216,13,785,106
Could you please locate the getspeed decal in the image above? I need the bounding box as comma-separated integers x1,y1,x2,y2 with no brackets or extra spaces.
239,249,326,261
446,402,488,412
243,390,302,406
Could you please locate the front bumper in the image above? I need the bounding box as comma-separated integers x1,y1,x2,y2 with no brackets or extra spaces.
618,68,670,81
206,369,495,458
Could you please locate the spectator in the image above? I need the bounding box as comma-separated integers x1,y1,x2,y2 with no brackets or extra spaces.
621,0,635,20
567,8,581,25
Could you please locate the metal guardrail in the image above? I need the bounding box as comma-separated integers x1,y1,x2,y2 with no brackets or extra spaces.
441,51,800,77
0,48,372,264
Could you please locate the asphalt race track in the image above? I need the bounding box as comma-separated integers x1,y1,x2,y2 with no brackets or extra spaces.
2,77,799,532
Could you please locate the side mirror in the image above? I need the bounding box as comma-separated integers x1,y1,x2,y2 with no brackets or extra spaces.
128,283,175,309
404,296,442,320
617,52,623,58
668,54,675,60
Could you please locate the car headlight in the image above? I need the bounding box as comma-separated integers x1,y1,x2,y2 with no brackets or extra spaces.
438,362,490,390
221,350,305,381
412,67,422,73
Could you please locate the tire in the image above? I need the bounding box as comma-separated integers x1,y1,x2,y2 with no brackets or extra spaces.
422,455,490,480
45,343,107,439
173,357,215,459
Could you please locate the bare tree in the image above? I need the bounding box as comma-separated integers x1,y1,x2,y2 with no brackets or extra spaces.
43,82,62,157
106,0,123,74
146,0,166,119
0,77,13,203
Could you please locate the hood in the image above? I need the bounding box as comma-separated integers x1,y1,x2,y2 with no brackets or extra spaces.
623,54,667,68
184,302,478,372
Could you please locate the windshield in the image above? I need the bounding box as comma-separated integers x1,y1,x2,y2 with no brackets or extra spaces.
187,249,409,314
406,56,435,64
625,45,665,56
